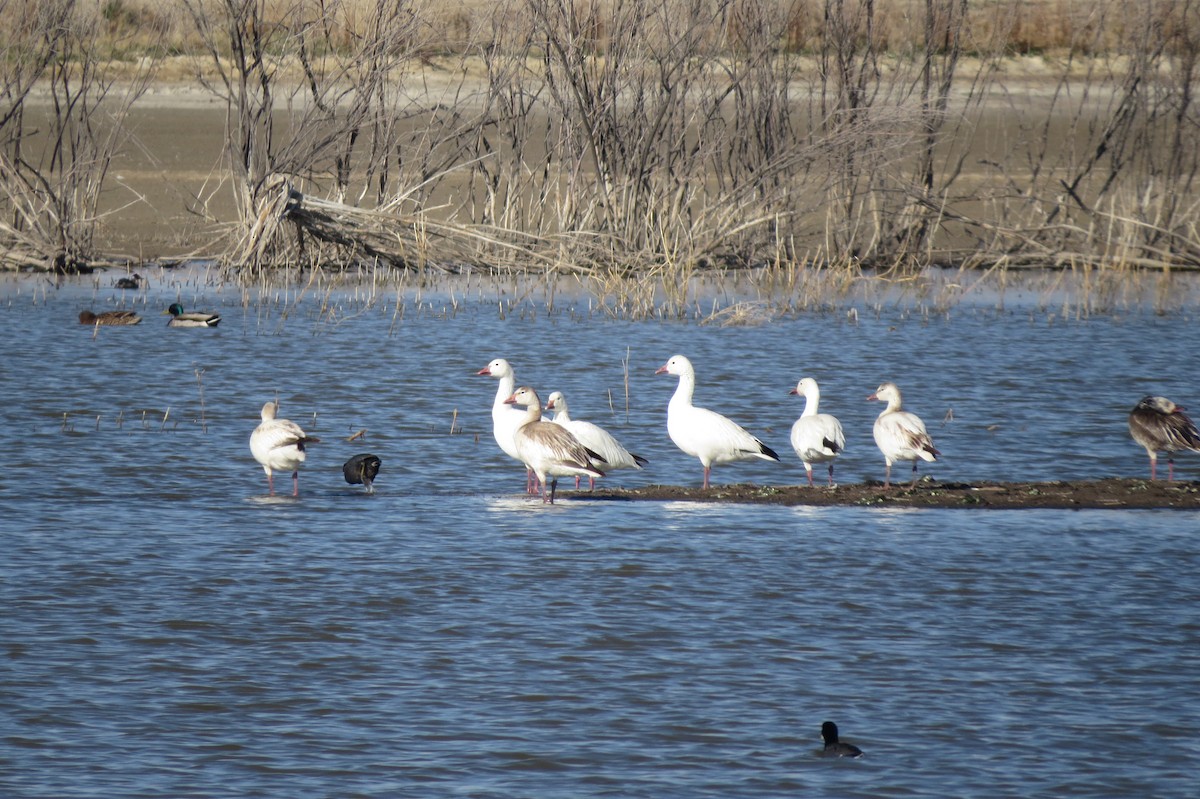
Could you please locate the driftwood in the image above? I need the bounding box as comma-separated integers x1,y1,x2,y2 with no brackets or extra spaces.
250,178,586,274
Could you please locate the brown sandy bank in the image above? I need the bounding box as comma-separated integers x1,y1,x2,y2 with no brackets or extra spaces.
561,479,1200,510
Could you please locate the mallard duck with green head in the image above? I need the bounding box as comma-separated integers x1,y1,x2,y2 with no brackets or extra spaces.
164,303,221,328
79,310,141,326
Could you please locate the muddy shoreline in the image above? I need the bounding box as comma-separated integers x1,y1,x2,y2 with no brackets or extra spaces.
560,479,1200,510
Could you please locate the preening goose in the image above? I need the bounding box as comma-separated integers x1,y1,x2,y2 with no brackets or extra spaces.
656,354,780,489
868,381,939,488
818,721,863,759
789,377,845,487
79,310,141,326
1128,395,1200,481
504,386,605,504
249,401,320,496
163,303,221,328
477,358,538,493
545,390,647,489
343,453,382,493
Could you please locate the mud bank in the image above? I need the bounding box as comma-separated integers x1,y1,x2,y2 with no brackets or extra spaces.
563,479,1200,510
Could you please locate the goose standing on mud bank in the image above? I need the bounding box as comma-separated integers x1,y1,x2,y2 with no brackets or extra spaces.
545,390,647,489
250,401,320,496
656,354,780,489
79,310,141,326
789,377,845,487
1128,395,1200,481
868,381,939,488
478,358,539,494
163,303,221,327
504,386,605,504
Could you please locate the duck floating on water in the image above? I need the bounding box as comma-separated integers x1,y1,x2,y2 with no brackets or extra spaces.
818,721,863,758
163,303,221,328
79,310,141,326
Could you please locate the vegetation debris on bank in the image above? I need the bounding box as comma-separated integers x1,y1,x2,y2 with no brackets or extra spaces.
567,479,1200,510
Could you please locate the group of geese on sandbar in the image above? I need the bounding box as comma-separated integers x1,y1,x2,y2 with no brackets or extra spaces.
477,354,940,503
246,353,1200,502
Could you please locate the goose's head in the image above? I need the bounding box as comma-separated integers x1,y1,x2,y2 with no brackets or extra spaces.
1137,395,1181,414
477,358,512,378
790,377,819,398
545,391,567,412
655,354,693,377
867,382,901,404
260,401,279,421
503,386,541,411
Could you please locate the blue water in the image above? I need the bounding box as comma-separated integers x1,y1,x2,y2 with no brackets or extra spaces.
1,270,1198,797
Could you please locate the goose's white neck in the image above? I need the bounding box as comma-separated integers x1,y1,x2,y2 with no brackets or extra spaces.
801,388,821,417
493,372,515,409
670,370,696,407
518,400,541,426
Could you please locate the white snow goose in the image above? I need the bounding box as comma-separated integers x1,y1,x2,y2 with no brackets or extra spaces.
545,390,647,489
477,357,538,493
868,382,939,488
789,377,845,487
655,354,780,489
249,401,320,496
504,386,605,503
1128,395,1200,481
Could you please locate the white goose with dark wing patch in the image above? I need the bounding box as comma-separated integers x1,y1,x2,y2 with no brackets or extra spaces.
868,382,938,488
789,377,845,487
249,401,320,496
545,390,647,489
656,354,780,489
1128,395,1200,481
504,386,605,504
